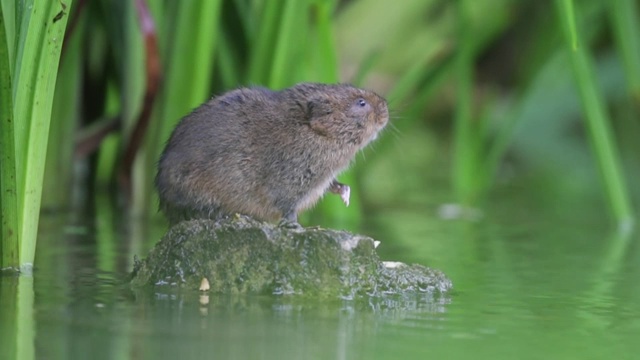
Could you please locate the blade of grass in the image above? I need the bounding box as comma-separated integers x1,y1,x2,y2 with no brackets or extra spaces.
115,0,144,132
386,48,454,110
231,0,251,36
0,4,19,267
453,0,479,205
483,102,522,192
350,51,381,86
1,0,15,72
12,0,74,268
142,0,223,217
247,1,283,83
305,0,361,228
152,0,223,150
309,0,338,82
120,0,161,197
393,52,454,122
43,7,84,210
386,58,437,107
216,29,241,89
556,0,635,230
269,0,307,88
373,54,453,159
166,0,221,121
608,0,640,100
96,0,141,192
561,0,579,51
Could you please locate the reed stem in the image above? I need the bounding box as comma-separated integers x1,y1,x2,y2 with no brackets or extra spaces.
556,0,635,230
0,4,19,267
4,0,73,269
453,0,478,204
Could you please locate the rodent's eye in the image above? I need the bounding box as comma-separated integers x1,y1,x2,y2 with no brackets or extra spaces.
357,98,367,107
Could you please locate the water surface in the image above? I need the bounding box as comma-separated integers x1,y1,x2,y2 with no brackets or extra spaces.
2,190,639,360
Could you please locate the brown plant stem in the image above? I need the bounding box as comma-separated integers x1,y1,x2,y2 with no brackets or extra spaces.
118,0,162,198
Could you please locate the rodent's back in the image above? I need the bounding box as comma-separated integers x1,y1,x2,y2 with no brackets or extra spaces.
156,83,389,224
157,87,292,219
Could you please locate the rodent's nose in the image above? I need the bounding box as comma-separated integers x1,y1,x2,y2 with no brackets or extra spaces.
378,104,389,124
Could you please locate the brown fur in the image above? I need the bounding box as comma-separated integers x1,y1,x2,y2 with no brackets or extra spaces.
155,83,389,225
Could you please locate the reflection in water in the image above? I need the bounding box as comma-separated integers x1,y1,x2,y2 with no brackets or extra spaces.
0,275,35,360
2,185,640,359
124,290,450,359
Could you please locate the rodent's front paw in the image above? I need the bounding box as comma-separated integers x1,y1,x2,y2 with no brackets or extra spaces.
328,180,351,207
339,186,350,207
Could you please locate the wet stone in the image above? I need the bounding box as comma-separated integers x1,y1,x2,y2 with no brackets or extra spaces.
130,216,452,298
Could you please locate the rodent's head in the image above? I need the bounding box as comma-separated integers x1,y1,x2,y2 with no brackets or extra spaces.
292,83,389,148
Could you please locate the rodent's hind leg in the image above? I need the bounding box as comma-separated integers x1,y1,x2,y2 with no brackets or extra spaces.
278,210,302,229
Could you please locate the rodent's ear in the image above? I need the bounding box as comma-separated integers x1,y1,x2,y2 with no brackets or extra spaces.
307,99,333,136
307,98,333,117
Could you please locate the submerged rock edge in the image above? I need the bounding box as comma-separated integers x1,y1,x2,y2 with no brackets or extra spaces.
130,216,452,297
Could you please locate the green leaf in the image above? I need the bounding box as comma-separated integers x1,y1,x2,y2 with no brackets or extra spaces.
12,0,73,267
608,0,640,99
0,3,19,267
556,0,634,230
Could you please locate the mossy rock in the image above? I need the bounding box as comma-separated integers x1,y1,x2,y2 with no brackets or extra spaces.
131,216,452,297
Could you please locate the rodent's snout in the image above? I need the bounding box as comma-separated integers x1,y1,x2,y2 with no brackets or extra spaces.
365,98,389,143
375,101,389,127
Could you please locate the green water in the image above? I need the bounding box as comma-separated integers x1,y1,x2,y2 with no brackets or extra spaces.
1,188,639,359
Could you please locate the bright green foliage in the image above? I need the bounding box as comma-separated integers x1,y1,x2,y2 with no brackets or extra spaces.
1,0,73,269
137,0,223,218
453,0,479,204
2,0,639,270
608,0,640,99
1,3,19,268
556,0,634,229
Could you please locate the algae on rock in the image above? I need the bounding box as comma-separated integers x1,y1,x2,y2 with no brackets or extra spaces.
131,216,452,297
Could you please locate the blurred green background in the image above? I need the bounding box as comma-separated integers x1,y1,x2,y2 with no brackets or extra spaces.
2,0,639,269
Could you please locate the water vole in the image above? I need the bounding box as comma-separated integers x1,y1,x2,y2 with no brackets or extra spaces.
155,83,389,225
